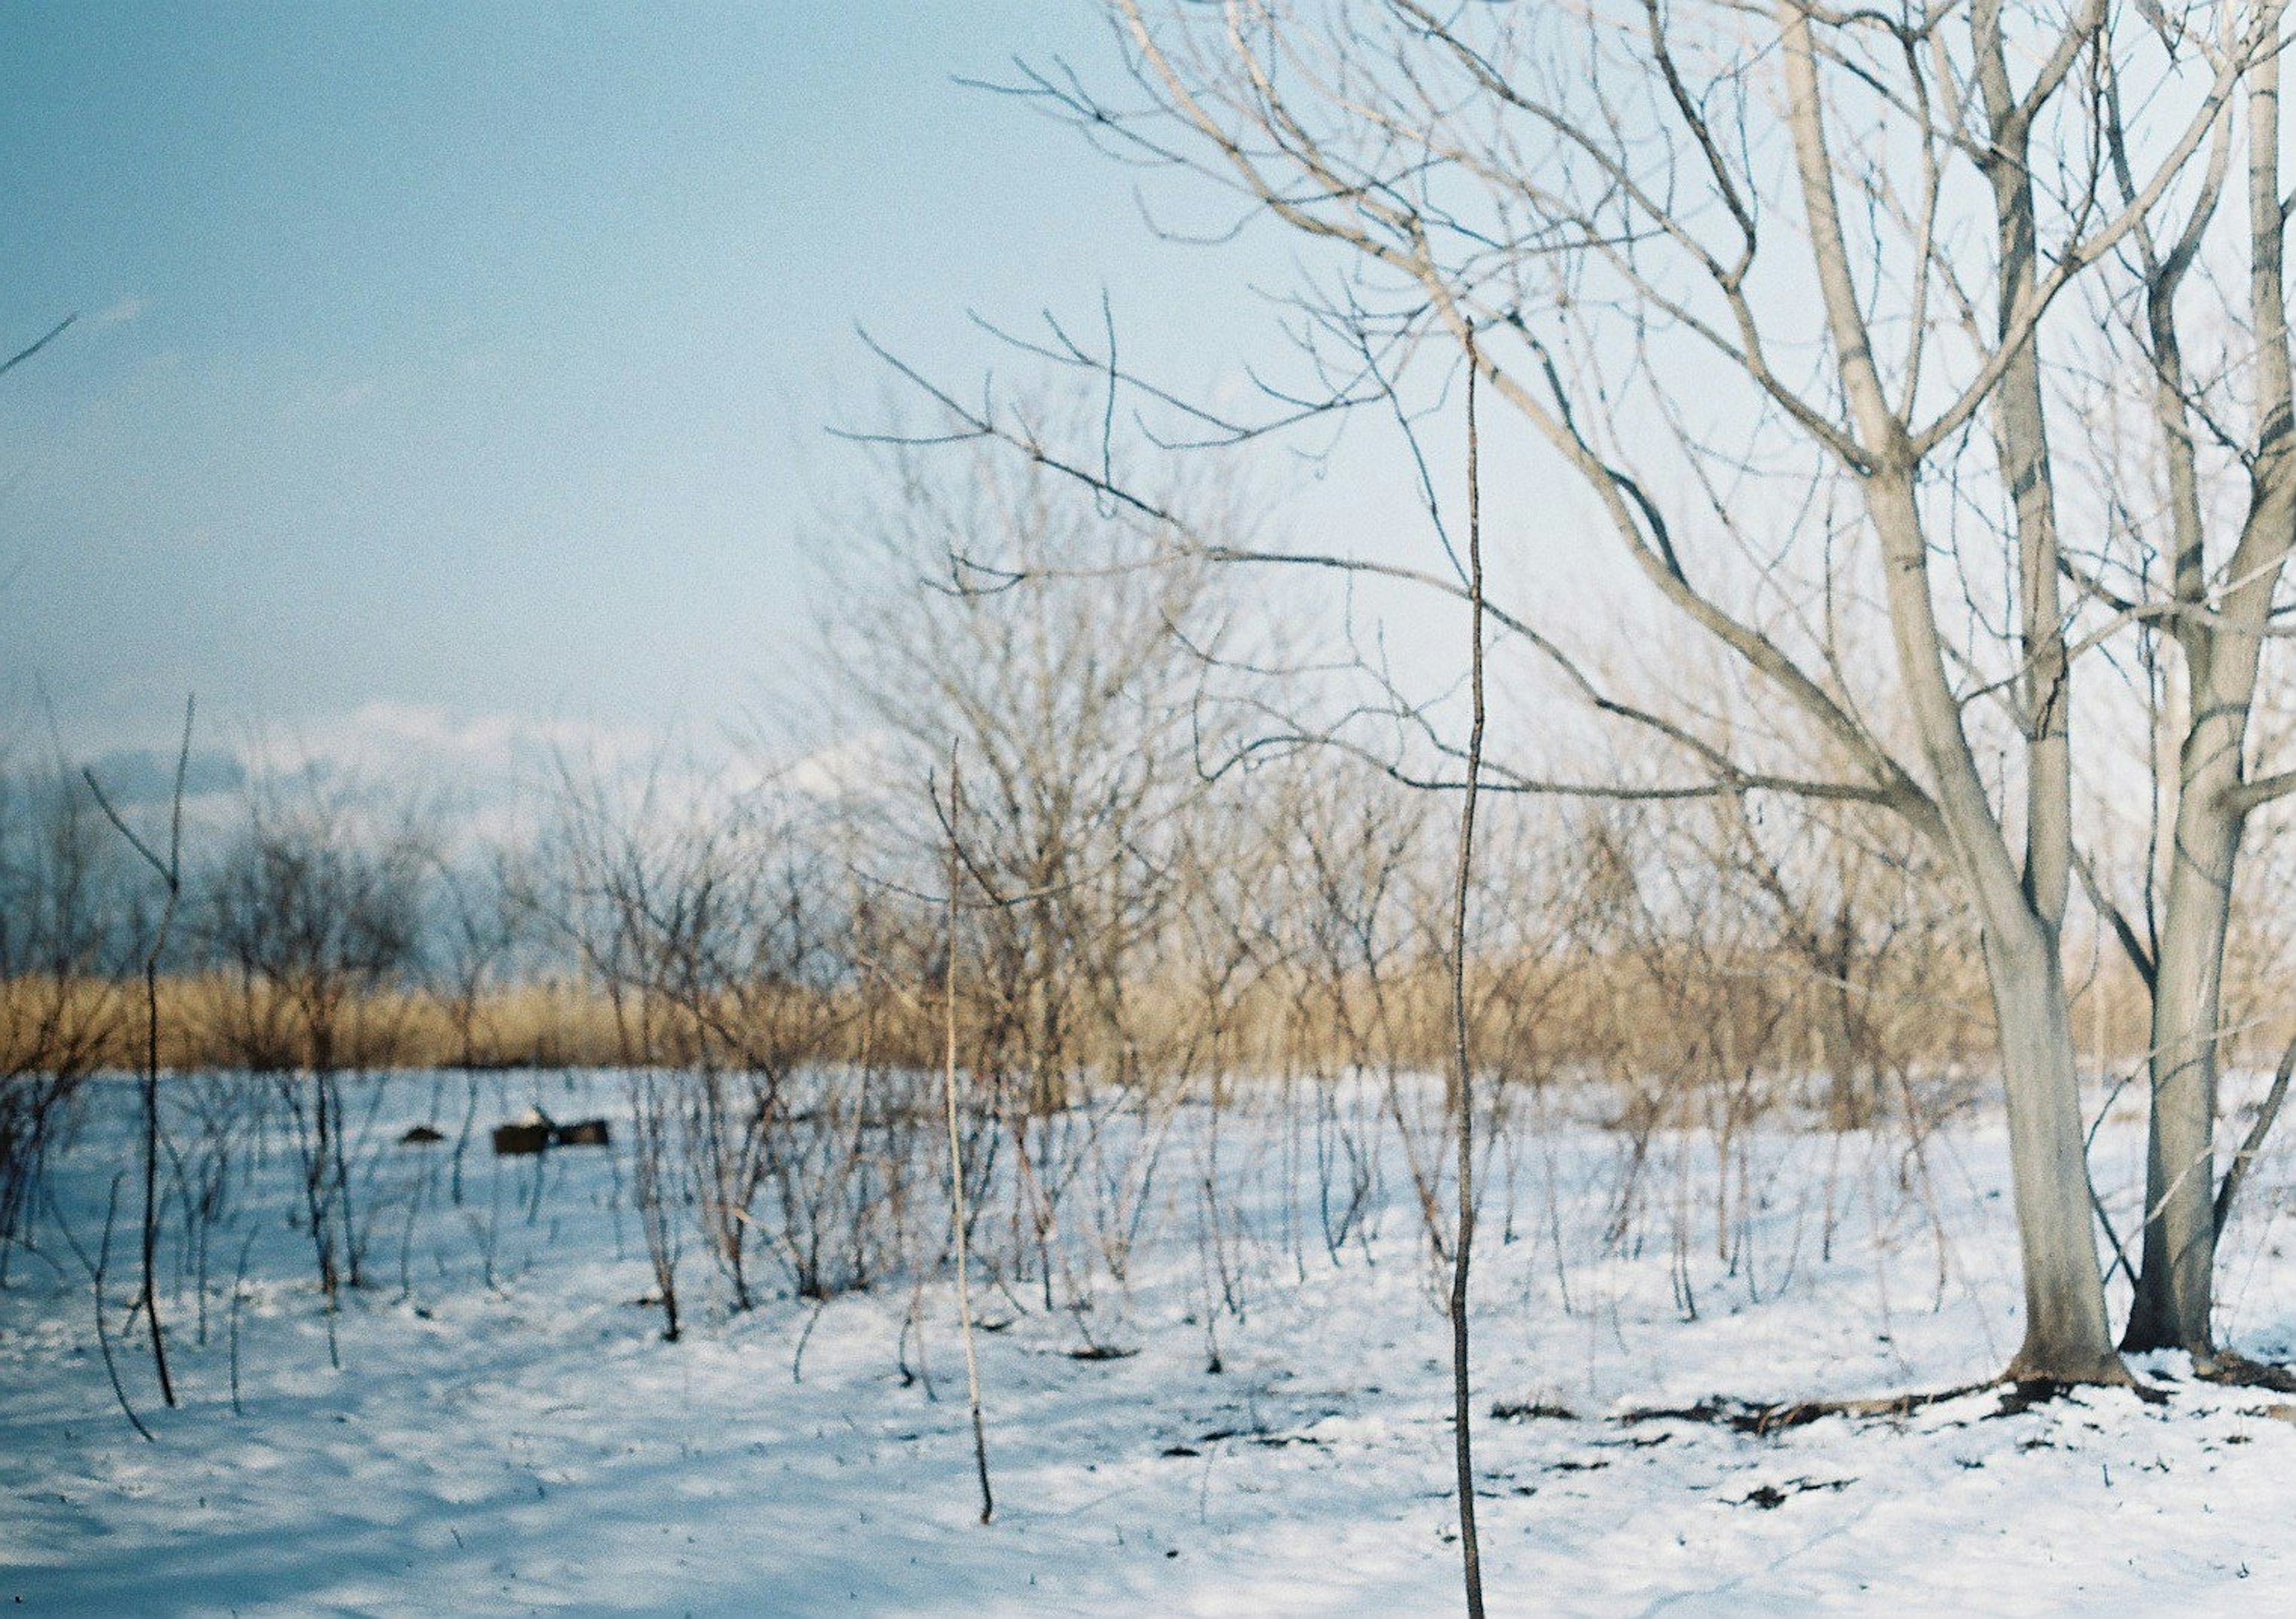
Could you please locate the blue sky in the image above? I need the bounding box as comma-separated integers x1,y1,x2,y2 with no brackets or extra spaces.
0,1,1316,771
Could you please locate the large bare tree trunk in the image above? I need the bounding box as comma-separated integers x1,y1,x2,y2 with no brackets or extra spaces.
1860,431,2117,1380
2126,795,2238,1353
2125,619,2258,1353
1984,922,2123,1381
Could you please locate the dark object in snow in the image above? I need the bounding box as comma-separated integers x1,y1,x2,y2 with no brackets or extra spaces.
1067,1345,1139,1361
1197,1426,1325,1448
1490,1400,1577,1422
1734,1477,1854,1510
399,1125,446,1146
1618,1377,2016,1435
493,1110,611,1156
493,1108,555,1156
492,1122,551,1156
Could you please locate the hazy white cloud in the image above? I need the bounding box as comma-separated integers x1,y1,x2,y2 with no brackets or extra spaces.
54,701,809,859
206,703,689,857
245,701,662,790
80,744,245,807
789,729,893,801
87,295,149,331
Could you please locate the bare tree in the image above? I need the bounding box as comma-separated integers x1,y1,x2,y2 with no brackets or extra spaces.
902,0,2296,1386
2060,20,2296,1361
197,784,429,1308
820,428,1237,1116
815,426,1254,1334
0,763,119,1275
84,698,197,1409
1442,343,1486,1618
433,848,527,1074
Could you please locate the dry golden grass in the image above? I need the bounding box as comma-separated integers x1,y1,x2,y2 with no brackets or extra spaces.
0,936,2189,1091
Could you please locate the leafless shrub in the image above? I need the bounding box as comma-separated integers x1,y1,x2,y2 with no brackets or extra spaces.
0,768,120,1273
194,786,429,1311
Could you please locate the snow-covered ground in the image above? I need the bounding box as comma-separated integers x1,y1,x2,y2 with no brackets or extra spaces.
7,1070,2296,1617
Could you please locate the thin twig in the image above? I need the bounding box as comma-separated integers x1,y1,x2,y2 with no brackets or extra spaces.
2216,1030,2296,1237
49,1176,155,1443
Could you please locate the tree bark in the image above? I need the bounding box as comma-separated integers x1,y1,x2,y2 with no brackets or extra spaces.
2124,40,2296,1355
1985,920,2125,1383
1859,457,2120,1383
2125,693,2245,1352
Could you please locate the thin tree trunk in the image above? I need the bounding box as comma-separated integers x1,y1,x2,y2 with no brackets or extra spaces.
141,962,176,1407
86,699,194,1410
1446,336,1486,1619
945,748,994,1526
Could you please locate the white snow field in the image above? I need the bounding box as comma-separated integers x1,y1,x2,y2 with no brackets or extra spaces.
6,1070,2296,1617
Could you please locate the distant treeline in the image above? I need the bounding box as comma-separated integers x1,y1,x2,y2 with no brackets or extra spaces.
10,438,2292,1272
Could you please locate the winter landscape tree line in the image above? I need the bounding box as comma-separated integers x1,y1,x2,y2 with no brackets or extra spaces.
4,421,2291,1379
17,2,2296,1611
